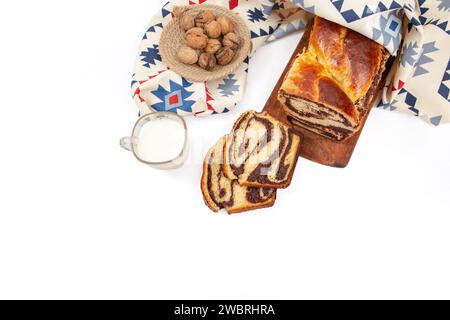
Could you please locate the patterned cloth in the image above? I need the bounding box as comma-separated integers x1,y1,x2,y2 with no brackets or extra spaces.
132,0,450,125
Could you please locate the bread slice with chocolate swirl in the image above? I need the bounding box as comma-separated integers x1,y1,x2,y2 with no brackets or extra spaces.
223,111,301,189
201,136,277,214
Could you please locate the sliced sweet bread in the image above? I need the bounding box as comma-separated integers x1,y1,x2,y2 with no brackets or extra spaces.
278,17,390,141
223,110,301,188
201,136,277,214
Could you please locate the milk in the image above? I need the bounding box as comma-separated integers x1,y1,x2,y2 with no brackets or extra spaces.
136,116,186,163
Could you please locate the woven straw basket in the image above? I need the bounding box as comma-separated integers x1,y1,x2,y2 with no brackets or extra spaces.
159,4,252,83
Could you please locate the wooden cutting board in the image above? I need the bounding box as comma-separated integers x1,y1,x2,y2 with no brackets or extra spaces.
263,27,385,168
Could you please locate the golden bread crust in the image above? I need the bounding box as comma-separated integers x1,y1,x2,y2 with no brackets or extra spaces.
280,16,385,124
200,139,222,212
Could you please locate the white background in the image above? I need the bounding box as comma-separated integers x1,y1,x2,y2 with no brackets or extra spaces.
1,0,449,299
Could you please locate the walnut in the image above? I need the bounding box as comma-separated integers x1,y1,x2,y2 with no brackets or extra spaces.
186,27,204,35
177,46,198,65
180,14,195,31
185,27,208,49
215,47,235,65
205,21,221,39
222,33,240,50
195,10,215,28
198,53,217,71
204,39,222,54
217,16,234,35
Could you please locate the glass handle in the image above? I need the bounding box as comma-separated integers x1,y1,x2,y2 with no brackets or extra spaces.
120,136,133,151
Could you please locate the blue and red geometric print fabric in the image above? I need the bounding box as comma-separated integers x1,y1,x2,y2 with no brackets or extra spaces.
132,0,450,125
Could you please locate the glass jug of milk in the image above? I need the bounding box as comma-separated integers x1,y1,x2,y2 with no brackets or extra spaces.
120,112,188,169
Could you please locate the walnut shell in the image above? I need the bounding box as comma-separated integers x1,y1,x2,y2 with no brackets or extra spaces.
177,46,198,65
186,27,204,35
195,10,215,28
217,16,234,35
204,39,222,54
185,27,208,49
180,15,195,31
222,33,240,50
198,53,217,71
215,47,235,65
205,21,221,39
